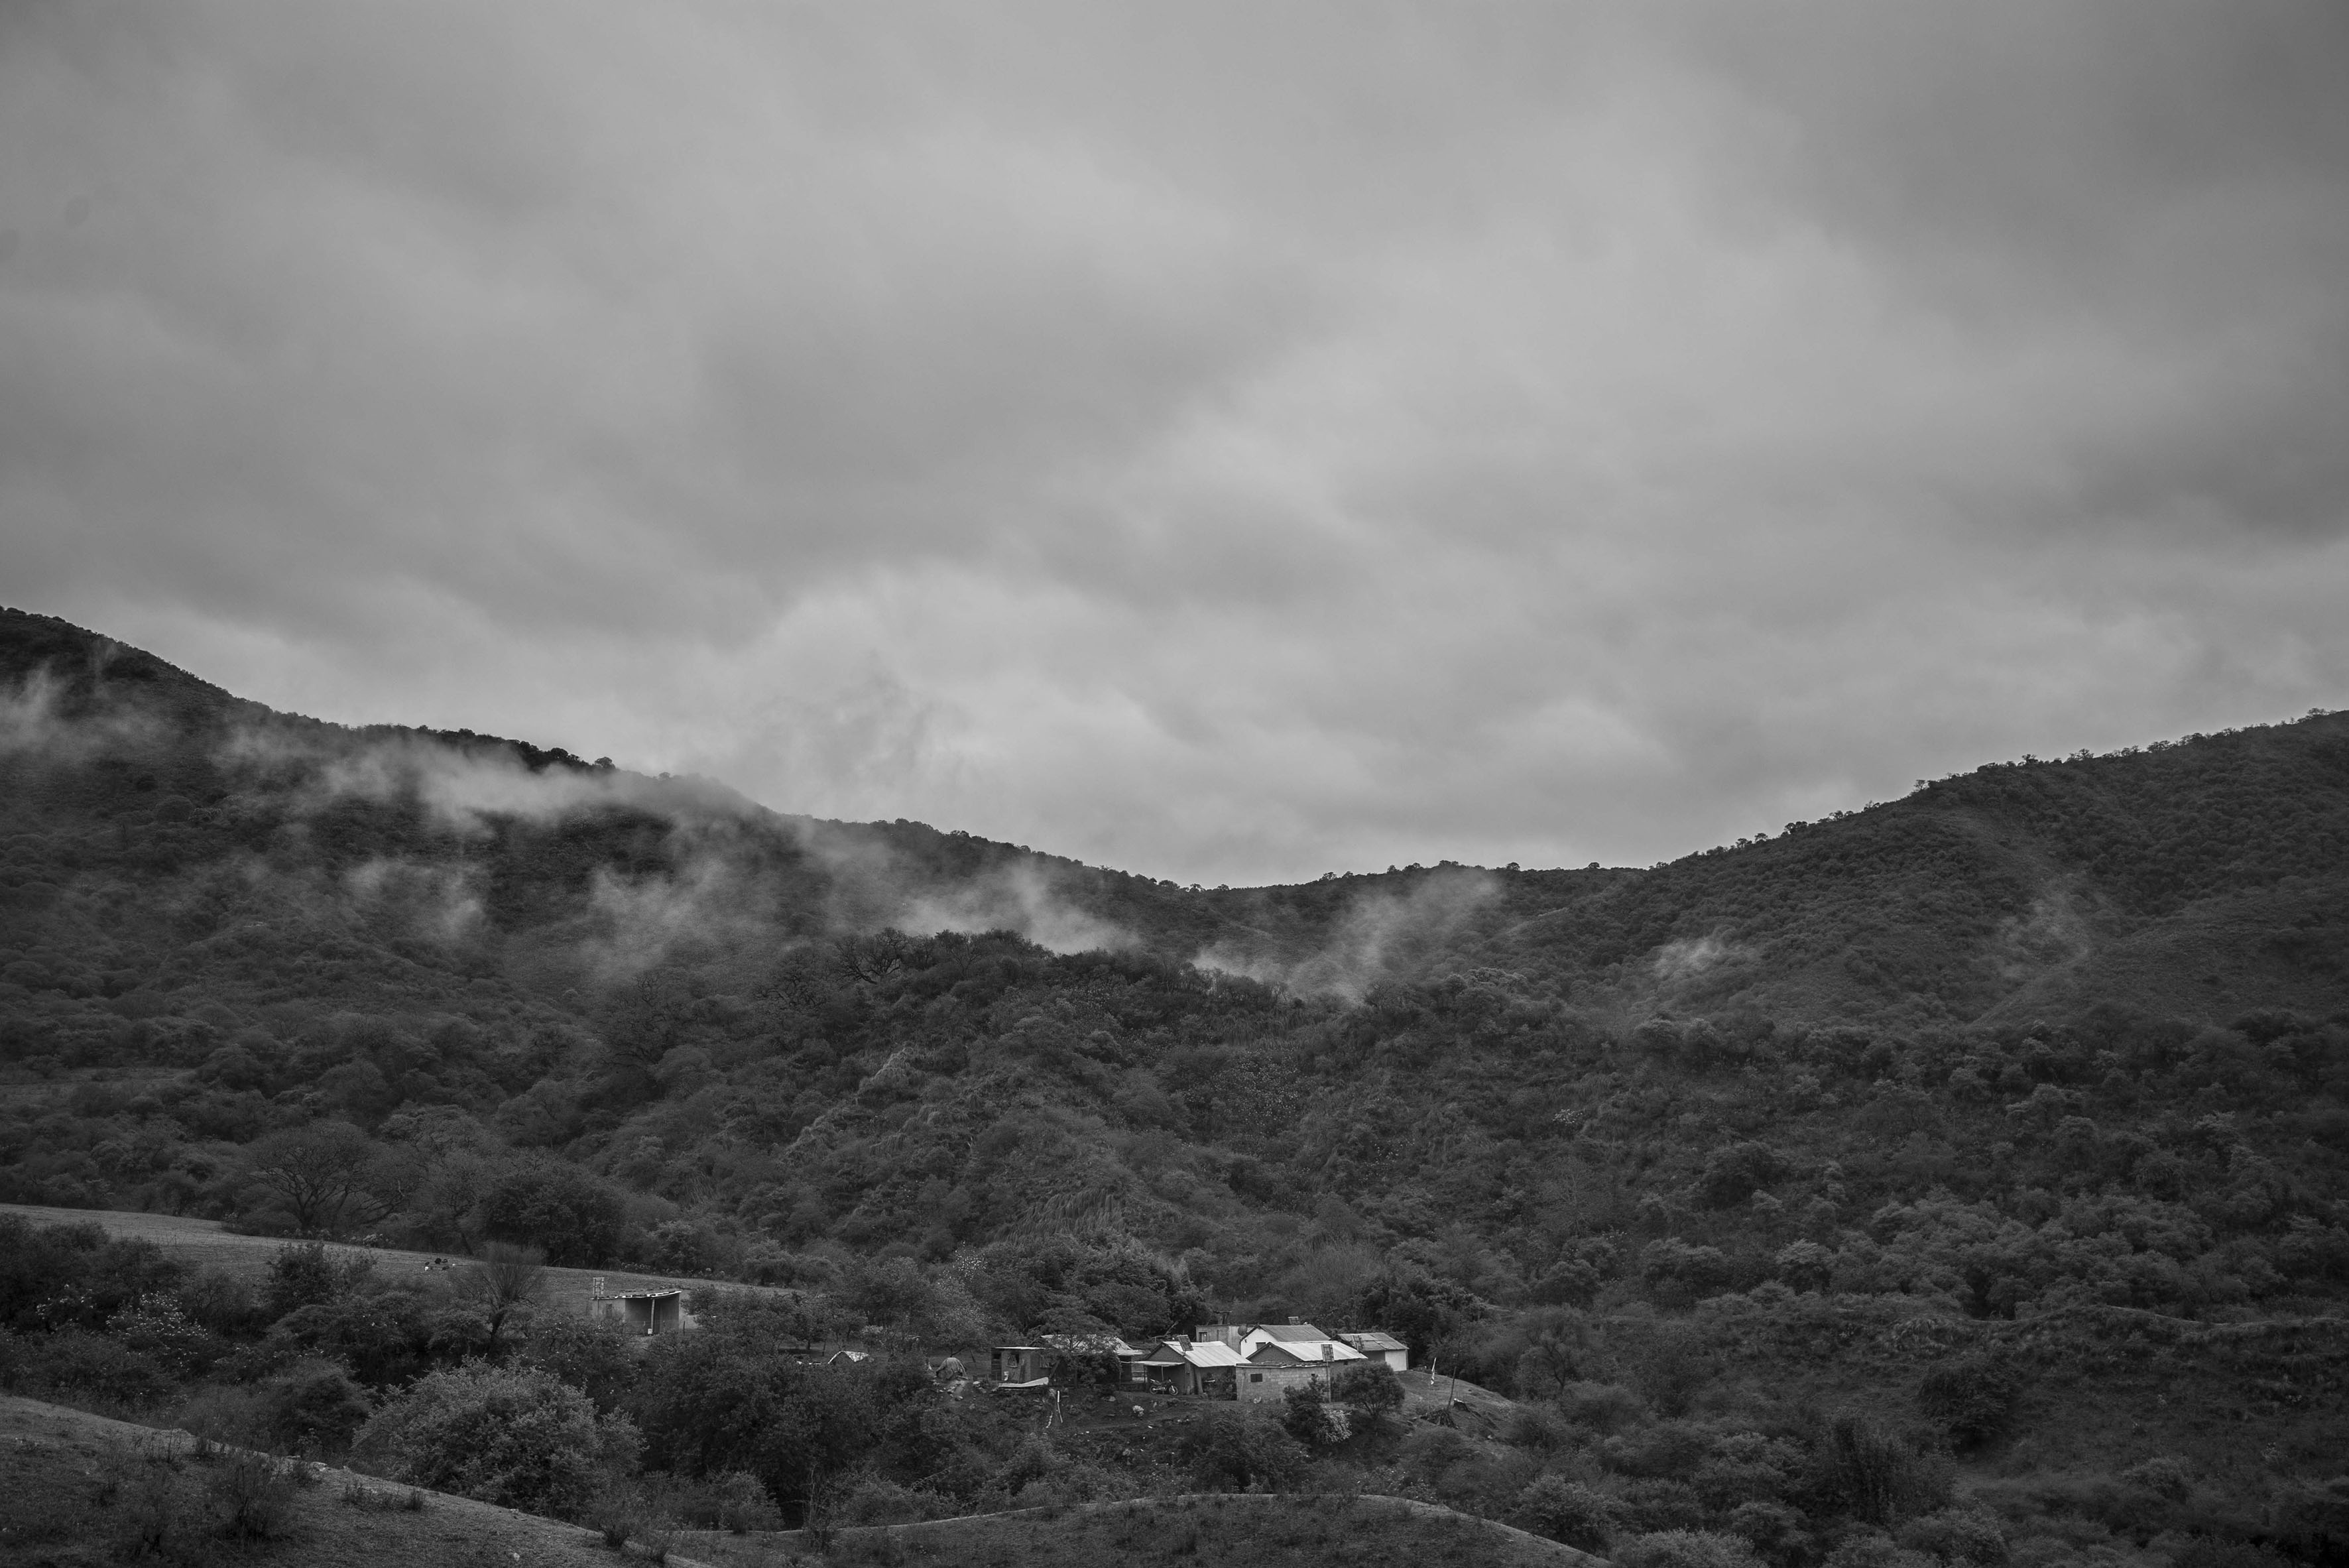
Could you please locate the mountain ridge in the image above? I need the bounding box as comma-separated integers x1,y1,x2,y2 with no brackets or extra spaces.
6,604,2347,1029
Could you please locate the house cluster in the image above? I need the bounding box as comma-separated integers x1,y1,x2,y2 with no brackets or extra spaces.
993,1319,1409,1403
573,1282,1410,1406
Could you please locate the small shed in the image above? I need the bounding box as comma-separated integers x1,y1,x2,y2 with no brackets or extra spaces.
1041,1332,1144,1385
1137,1337,1242,1398
591,1286,693,1337
1339,1329,1410,1372
991,1345,1050,1387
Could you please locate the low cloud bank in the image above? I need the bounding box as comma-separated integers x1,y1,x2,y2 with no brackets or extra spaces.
1197,868,1500,1001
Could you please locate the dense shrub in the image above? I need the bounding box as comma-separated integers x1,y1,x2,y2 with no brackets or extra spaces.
1616,1528,1769,1568
1558,1381,1648,1435
1516,1475,1630,1551
263,1241,375,1319
1916,1355,2020,1450
519,1313,639,1413
1897,1507,2011,1566
1812,1415,1953,1526
357,1362,639,1516
1824,1532,1938,1568
1604,1421,1715,1479
1188,1413,1308,1492
2119,1457,2191,1502
259,1358,375,1453
17,1329,180,1406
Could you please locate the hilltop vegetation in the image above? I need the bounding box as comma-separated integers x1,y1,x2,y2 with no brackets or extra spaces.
3,606,2349,1568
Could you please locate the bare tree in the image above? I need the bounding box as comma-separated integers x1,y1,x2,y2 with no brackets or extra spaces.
245,1120,385,1236
462,1241,546,1357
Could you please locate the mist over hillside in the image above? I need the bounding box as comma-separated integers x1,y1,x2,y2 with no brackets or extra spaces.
9,605,2342,1032
5,605,2349,1564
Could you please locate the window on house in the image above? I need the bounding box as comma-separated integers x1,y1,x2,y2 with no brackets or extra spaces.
1249,1372,1262,1382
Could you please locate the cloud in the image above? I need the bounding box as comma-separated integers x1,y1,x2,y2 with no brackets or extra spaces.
6,2,2348,884
896,862,1135,957
1199,867,1500,1001
579,857,772,981
343,857,485,947
215,719,759,836
1650,934,1750,989
0,667,166,762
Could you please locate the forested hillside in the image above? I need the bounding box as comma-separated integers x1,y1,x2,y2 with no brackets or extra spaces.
5,605,2349,1567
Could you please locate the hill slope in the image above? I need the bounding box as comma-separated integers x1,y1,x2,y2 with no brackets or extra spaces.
7,609,2349,1568
0,1393,711,1568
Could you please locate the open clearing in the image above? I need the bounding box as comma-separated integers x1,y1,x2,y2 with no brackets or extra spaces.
0,1202,749,1316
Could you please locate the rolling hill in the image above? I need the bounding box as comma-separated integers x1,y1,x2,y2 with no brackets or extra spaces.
6,607,2349,1568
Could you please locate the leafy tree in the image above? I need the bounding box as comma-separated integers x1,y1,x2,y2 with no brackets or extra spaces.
1187,1412,1308,1492
254,1358,375,1453
262,1239,376,1320
460,1241,545,1357
1279,1382,1349,1449
520,1313,640,1414
1330,1360,1404,1418
480,1160,625,1266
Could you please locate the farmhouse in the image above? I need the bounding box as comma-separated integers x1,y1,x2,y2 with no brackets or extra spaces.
1195,1319,1368,1365
1187,1319,1369,1402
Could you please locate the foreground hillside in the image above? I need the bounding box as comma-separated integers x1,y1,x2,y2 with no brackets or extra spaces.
0,1392,1592,1568
0,1394,698,1568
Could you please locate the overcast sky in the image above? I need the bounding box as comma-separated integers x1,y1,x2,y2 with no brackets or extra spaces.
5,3,2347,884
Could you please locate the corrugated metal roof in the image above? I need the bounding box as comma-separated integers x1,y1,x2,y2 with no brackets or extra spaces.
1254,1321,1334,1343
1143,1339,1244,1367
1248,1339,1367,1365
1341,1331,1408,1352
1042,1333,1140,1358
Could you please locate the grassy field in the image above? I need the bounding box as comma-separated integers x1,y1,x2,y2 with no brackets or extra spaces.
678,1492,1604,1568
0,1394,712,1568
0,1202,754,1317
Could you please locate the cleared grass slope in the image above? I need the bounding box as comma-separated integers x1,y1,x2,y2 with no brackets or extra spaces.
0,1394,707,1568
681,1492,1605,1568
0,1202,752,1319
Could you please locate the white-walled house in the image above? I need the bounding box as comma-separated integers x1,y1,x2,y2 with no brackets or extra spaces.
1195,1319,1368,1366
